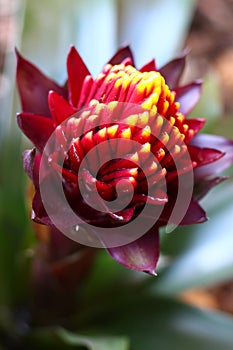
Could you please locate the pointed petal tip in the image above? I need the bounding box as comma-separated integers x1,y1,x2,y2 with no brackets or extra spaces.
67,45,78,63
31,209,36,221
107,228,160,274
67,45,90,107
48,89,54,95
195,78,203,85
145,269,157,277
199,217,208,224
175,80,203,115
15,46,20,58
15,47,26,62
198,211,209,223
69,44,76,50
108,44,135,66
15,48,29,65
119,42,131,50
16,113,22,127
48,89,56,100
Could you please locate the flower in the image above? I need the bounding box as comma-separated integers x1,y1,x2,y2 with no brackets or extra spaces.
16,45,233,275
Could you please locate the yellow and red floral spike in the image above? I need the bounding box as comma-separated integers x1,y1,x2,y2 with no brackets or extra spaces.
16,45,233,275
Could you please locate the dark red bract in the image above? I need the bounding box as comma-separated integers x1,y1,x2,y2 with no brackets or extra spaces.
16,46,233,274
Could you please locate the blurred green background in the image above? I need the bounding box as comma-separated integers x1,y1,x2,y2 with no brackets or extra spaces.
0,0,233,349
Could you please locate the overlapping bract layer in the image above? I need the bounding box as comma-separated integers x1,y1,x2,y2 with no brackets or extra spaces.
16,46,233,274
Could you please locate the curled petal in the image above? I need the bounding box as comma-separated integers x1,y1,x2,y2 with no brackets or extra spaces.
17,113,54,152
108,45,135,66
31,153,45,189
107,227,160,275
16,49,67,117
67,46,90,107
175,80,202,116
191,134,233,179
32,188,53,226
22,148,36,180
159,50,188,89
188,145,224,168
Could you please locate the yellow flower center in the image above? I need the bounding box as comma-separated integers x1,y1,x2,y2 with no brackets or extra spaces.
79,62,185,138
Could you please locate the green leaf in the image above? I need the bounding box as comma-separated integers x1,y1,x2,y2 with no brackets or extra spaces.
24,327,129,350
0,132,34,307
80,251,139,298
78,294,233,350
57,328,129,350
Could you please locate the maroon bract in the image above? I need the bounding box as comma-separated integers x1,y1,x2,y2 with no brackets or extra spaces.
16,46,233,275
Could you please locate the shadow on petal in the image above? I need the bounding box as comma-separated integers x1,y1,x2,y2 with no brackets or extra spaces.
107,227,160,275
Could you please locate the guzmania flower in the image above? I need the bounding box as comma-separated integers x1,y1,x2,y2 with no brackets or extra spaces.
16,46,233,275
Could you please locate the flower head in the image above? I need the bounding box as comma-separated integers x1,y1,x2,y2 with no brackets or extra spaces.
16,46,233,275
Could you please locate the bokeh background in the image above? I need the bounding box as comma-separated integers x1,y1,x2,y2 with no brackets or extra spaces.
0,0,233,349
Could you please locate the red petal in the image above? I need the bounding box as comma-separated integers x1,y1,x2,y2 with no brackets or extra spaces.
67,46,90,107
22,148,36,179
108,45,135,66
32,188,53,226
33,172,83,228
175,80,202,116
188,145,224,167
32,154,42,188
134,189,168,205
17,113,54,152
180,199,207,225
16,49,67,117
191,134,233,180
105,206,136,223
107,227,160,275
116,206,136,223
159,51,188,89
194,176,228,201
48,91,76,126
139,59,156,72
50,158,78,184
185,118,205,136
160,198,207,226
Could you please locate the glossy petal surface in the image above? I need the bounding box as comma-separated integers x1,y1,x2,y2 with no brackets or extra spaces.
67,46,91,107
16,50,66,117
16,46,233,274
17,113,54,152
107,228,159,275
